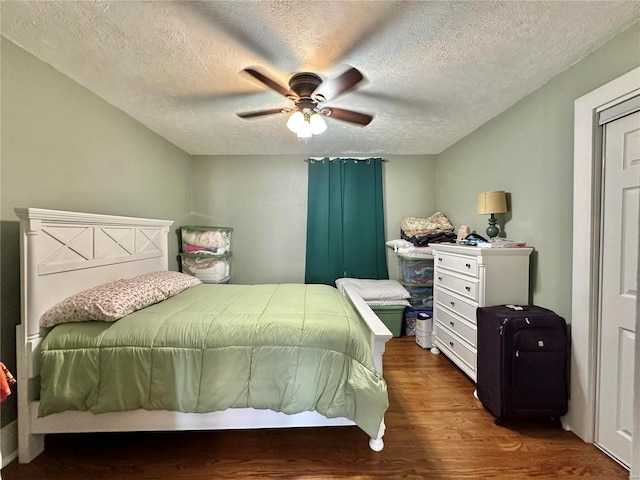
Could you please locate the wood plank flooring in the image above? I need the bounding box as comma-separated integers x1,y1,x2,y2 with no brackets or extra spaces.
2,336,627,479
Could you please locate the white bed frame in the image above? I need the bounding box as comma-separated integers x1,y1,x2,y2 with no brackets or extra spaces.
14,207,393,463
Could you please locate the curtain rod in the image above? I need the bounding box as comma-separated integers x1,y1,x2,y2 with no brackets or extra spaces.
304,157,389,164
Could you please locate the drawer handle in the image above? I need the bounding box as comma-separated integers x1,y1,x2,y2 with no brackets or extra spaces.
438,257,443,262
465,263,471,268
449,321,455,327
465,286,471,292
449,341,455,348
450,301,455,307
438,276,443,281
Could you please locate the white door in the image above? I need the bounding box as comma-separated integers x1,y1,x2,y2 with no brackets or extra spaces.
596,110,640,468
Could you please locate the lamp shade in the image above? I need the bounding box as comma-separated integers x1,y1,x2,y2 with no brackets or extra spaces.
477,191,508,214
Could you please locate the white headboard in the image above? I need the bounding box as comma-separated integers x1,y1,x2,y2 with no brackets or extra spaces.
14,208,173,344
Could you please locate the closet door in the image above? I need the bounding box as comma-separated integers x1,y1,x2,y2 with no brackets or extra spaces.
596,108,639,468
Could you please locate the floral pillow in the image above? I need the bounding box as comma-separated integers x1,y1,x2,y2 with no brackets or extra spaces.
40,271,201,328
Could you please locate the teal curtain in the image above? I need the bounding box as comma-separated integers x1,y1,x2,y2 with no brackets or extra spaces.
305,158,388,285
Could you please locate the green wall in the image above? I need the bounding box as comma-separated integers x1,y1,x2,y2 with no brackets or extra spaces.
190,154,436,284
0,38,194,426
435,23,640,320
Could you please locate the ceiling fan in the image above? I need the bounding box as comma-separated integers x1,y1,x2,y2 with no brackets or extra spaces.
236,66,373,138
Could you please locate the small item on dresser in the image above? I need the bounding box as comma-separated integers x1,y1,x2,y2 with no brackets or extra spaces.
478,239,528,248
457,225,470,242
464,233,489,246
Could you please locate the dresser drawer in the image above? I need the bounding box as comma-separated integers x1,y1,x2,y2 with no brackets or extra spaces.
434,252,478,277
435,271,478,302
435,324,476,372
435,288,477,323
435,305,477,346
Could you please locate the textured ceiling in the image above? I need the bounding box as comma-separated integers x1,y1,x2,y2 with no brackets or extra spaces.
1,1,639,156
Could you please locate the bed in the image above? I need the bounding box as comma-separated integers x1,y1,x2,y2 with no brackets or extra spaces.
14,208,393,463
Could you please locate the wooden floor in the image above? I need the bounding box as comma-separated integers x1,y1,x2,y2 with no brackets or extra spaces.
2,336,627,479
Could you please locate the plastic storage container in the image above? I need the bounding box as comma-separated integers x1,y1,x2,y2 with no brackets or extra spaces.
371,305,406,337
399,255,434,284
403,307,433,336
179,252,231,284
404,285,433,308
180,226,233,256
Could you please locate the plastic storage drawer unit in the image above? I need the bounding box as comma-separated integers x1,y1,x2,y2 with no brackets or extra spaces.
405,285,433,309
181,225,233,255
399,256,434,284
180,252,231,284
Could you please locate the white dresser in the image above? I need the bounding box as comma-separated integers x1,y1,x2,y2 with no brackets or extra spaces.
428,244,533,382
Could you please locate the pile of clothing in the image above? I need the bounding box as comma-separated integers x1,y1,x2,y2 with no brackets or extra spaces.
181,229,231,255
400,212,457,246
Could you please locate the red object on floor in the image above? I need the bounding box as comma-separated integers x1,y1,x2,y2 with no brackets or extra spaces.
0,362,16,402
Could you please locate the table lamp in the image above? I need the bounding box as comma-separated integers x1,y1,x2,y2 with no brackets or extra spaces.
477,191,508,240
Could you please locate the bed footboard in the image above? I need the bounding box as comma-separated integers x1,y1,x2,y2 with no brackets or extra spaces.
341,284,393,374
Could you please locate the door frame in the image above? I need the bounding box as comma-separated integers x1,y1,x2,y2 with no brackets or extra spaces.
570,66,640,475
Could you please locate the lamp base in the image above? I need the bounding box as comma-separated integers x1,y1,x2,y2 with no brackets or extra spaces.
486,213,499,240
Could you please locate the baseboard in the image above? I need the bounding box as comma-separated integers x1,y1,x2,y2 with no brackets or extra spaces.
1,420,18,468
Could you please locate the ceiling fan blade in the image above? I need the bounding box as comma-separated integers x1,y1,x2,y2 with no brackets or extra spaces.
236,107,288,119
241,68,295,98
320,107,373,126
313,67,364,102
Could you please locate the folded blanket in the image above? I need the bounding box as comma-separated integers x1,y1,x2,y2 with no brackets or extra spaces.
335,278,410,304
401,212,454,238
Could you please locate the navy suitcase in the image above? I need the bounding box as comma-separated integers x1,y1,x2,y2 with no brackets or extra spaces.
476,305,568,425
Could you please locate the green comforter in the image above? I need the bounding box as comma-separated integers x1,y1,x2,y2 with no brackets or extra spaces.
39,284,388,438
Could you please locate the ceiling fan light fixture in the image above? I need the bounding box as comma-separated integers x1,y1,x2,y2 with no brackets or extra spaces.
237,66,373,134
296,121,313,138
309,113,327,135
286,109,326,138
286,111,305,133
